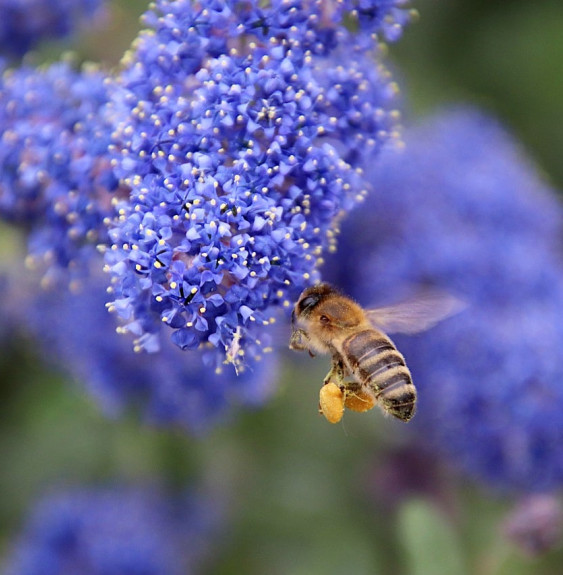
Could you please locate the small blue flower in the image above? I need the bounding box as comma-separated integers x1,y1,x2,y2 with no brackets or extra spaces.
106,0,403,367
329,0,416,43
12,264,278,434
323,108,563,493
0,60,119,287
3,485,221,575
0,0,105,57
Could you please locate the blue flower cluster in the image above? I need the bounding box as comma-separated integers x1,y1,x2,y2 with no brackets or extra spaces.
9,265,278,434
323,108,563,493
0,0,413,415
0,61,119,288
0,0,104,57
105,0,408,368
3,485,220,575
117,0,413,103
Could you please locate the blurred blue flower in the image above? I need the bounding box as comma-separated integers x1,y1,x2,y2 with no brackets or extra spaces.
10,264,278,434
0,0,105,57
323,108,563,492
3,485,220,575
105,0,405,368
0,60,119,287
332,0,416,43
324,108,563,308
503,494,562,556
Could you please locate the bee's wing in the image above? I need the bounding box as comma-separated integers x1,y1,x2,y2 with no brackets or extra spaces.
365,291,466,335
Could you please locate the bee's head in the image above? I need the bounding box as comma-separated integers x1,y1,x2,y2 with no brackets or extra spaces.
290,283,362,355
293,283,336,323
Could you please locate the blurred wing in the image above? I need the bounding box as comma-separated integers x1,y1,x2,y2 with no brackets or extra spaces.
365,291,466,335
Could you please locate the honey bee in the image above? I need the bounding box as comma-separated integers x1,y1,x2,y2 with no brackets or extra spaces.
289,283,463,423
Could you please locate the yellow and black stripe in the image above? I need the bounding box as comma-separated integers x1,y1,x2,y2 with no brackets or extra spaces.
342,330,416,422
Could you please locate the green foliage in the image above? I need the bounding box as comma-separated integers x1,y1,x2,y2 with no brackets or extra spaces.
398,500,466,575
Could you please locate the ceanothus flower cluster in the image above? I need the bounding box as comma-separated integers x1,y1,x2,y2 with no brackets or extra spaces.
115,0,413,103
3,486,221,575
0,60,119,287
105,0,408,369
323,108,563,493
10,265,278,434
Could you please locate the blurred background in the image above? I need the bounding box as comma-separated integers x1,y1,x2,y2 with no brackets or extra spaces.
1,0,563,574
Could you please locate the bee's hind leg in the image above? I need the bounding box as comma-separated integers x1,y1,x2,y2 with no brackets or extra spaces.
343,381,377,413
318,355,347,420
323,354,347,386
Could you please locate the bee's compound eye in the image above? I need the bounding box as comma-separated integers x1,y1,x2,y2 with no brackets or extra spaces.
320,315,330,324
299,294,321,313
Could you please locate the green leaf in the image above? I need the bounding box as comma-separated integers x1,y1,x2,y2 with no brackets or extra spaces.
398,499,466,575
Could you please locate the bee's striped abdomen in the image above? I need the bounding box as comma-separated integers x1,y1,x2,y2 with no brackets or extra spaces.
342,329,417,422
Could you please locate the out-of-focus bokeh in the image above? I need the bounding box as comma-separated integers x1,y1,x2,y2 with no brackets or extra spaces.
1,0,563,574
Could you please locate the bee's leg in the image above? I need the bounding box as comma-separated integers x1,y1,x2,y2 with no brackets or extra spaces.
319,382,345,424
343,381,377,413
289,328,311,352
322,354,346,386
318,355,348,422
